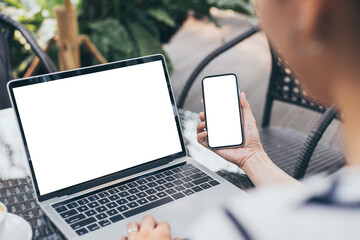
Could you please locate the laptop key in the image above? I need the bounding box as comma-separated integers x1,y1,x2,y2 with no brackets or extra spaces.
127,195,138,202
65,213,86,224
147,182,157,188
88,202,100,208
136,179,147,185
172,168,182,173
156,179,166,185
200,183,212,189
174,185,185,192
190,168,201,174
123,196,173,218
156,192,167,198
55,206,67,213
192,176,213,185
183,182,194,188
76,228,88,236
145,176,156,182
66,202,79,209
181,177,192,182
192,186,203,192
179,164,193,170
164,183,175,188
189,173,205,180
145,189,156,195
127,182,138,188
77,205,89,212
165,188,176,195
60,209,78,218
146,195,158,202
138,185,148,191
154,173,165,179
163,170,174,176
155,186,166,191
77,199,89,205
117,205,129,212
164,176,175,182
108,189,119,194
70,217,96,230
173,173,185,179
95,206,107,213
127,202,139,209
106,209,118,216
119,191,130,197
88,195,99,201
137,198,149,205
182,170,192,176
98,192,109,198
136,192,147,198
106,202,118,209
99,198,110,205
84,210,96,217
87,223,100,232
116,199,128,205
209,180,220,186
171,192,185,200
118,185,129,191
109,214,124,223
98,219,111,227
109,195,120,201
128,188,139,194
183,189,195,195
95,213,107,220
173,180,184,185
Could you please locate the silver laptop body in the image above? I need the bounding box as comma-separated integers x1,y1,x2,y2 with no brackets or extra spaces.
7,54,244,239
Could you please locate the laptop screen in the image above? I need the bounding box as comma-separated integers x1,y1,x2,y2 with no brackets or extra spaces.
11,59,183,196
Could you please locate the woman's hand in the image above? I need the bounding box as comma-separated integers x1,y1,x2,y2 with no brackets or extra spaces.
197,92,264,168
121,215,181,240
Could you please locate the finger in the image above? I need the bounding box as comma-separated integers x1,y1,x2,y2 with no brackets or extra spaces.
174,238,183,240
240,92,256,124
120,237,128,240
201,99,203,105
199,112,205,121
197,131,207,145
126,221,140,239
196,121,206,134
140,215,157,232
155,222,171,237
155,222,171,232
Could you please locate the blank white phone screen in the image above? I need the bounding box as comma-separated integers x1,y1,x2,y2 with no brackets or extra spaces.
12,60,183,195
203,75,243,148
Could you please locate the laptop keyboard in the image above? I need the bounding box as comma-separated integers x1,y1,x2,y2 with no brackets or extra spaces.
51,163,220,236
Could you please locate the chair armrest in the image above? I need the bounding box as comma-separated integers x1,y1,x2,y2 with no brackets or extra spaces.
0,12,57,73
176,24,260,108
293,106,339,179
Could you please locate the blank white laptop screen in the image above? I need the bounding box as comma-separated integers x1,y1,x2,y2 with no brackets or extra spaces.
13,60,182,195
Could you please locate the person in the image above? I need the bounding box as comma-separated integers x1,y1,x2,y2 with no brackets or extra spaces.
120,0,360,239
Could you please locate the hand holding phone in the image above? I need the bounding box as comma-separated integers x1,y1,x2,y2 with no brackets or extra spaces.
201,73,244,149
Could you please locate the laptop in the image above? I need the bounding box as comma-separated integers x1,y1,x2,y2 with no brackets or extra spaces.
7,54,244,239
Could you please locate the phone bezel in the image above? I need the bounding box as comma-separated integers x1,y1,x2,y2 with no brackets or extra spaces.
201,73,245,149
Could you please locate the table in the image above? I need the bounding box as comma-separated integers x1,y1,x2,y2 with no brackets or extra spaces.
0,108,244,239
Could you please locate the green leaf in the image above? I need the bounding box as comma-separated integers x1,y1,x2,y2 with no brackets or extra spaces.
126,21,173,73
147,8,176,27
3,0,23,8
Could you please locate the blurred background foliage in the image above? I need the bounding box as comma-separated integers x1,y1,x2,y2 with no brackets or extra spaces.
0,0,253,77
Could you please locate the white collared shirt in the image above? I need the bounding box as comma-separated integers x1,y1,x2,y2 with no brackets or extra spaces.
190,167,360,240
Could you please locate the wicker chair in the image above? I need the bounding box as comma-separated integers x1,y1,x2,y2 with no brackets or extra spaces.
177,25,345,190
0,12,57,110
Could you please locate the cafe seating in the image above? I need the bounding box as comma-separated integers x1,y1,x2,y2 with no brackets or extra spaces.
177,25,345,189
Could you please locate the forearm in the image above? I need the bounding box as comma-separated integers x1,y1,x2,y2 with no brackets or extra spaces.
241,150,301,187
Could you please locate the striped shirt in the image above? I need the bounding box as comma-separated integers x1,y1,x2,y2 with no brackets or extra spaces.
190,167,360,240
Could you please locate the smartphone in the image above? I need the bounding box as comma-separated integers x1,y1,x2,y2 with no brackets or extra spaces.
202,73,244,149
